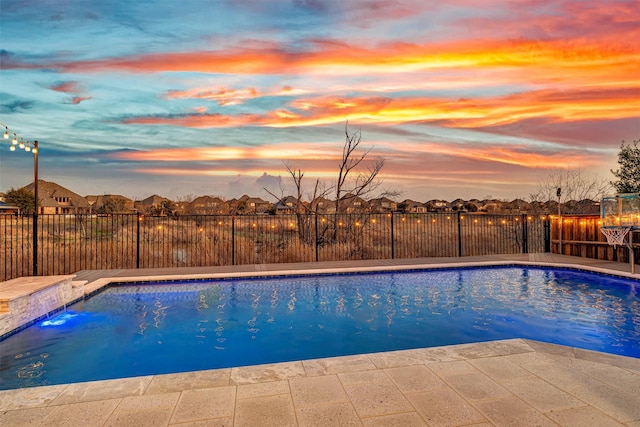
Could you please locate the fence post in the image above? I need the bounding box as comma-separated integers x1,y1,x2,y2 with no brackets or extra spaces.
390,212,395,259
231,215,235,265
457,211,463,257
544,218,551,252
315,213,319,262
136,213,141,268
32,211,38,276
521,213,528,253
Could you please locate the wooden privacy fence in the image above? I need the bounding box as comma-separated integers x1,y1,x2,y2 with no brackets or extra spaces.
1,212,549,281
552,215,640,265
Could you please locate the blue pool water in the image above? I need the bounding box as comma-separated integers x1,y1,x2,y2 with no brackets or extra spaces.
0,266,639,390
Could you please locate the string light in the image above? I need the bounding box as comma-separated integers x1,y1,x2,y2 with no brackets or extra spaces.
1,121,38,154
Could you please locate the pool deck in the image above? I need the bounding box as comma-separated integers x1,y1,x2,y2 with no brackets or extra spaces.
1,253,640,426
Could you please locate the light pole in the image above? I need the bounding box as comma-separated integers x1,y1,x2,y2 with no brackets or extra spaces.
33,140,39,276
557,187,562,254
4,123,39,276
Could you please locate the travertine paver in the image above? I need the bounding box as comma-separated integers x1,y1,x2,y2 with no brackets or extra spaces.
236,379,290,399
340,370,414,418
508,353,608,390
436,370,512,402
145,368,230,394
0,384,68,411
545,405,626,427
230,361,306,384
384,365,445,393
303,354,376,376
468,355,535,382
41,398,121,427
366,348,431,368
105,392,180,427
295,401,362,427
289,375,349,407
405,386,488,427
234,394,296,427
170,386,236,424
361,412,428,427
564,360,640,395
568,382,640,423
473,396,557,427
0,405,54,427
50,376,152,405
501,376,584,412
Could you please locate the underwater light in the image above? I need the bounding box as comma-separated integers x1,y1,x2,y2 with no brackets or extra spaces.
41,312,79,327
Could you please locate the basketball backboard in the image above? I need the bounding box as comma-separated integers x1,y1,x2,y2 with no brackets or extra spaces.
601,193,640,229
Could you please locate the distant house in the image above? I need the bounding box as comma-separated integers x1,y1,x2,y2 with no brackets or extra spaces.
400,199,427,214
246,197,271,213
369,197,398,213
425,200,450,212
504,199,532,213
134,195,175,215
312,197,336,214
22,180,90,214
478,199,502,213
341,195,368,213
274,196,299,215
189,195,230,214
86,194,135,213
0,201,19,215
230,195,271,214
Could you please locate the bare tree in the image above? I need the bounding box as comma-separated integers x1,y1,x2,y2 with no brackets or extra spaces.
265,122,398,246
529,168,612,214
334,123,386,213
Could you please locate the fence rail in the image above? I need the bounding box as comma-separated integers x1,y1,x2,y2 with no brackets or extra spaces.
552,215,640,264
1,212,549,281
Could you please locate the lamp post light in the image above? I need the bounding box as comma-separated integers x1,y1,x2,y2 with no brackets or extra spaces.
32,140,39,276
3,123,39,276
557,187,562,254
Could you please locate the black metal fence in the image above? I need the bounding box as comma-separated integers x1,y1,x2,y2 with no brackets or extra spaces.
1,212,550,281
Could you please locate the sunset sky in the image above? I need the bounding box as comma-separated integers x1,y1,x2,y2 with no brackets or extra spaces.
1,0,638,203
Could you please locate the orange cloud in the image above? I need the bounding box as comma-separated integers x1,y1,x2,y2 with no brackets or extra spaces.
121,86,638,130
112,142,339,162
110,135,596,171
166,87,258,106
36,33,633,88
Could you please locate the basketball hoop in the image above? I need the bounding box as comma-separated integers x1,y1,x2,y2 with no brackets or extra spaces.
600,226,631,247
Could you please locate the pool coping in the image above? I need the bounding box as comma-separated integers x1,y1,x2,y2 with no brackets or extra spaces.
1,254,639,426
77,253,639,293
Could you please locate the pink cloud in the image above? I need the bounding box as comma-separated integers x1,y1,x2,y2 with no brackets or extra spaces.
49,81,80,93
71,96,92,104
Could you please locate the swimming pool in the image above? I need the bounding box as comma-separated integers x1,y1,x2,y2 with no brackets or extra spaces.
0,266,638,390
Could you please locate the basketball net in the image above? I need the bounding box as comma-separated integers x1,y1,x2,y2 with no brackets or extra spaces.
600,226,631,247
